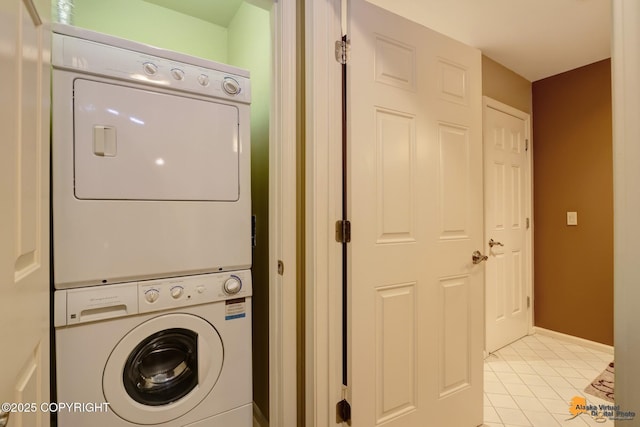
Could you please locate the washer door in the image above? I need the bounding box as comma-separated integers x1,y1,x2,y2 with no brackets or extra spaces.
103,313,223,425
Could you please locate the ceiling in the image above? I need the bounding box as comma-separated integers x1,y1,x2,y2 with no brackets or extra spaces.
142,0,611,82
368,0,612,82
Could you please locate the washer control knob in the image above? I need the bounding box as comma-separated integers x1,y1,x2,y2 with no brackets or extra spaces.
143,62,158,76
170,286,184,299
223,276,242,295
222,77,241,95
145,288,160,303
198,74,210,87
171,68,185,81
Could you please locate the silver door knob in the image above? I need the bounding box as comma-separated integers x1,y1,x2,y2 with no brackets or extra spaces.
489,239,504,248
472,250,488,264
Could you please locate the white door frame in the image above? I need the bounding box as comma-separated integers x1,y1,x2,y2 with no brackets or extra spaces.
269,0,298,425
304,0,344,425
612,0,640,415
482,96,534,353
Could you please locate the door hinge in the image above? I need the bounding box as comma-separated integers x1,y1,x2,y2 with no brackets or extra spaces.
336,399,352,424
525,139,529,152
526,217,530,229
527,296,531,309
335,39,350,64
335,220,351,243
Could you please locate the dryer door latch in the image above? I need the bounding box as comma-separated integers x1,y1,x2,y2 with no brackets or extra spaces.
93,125,117,157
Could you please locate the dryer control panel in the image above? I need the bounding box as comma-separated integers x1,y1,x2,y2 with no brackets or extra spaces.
52,26,251,104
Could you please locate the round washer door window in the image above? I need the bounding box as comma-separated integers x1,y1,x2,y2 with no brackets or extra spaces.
123,328,198,406
103,313,223,425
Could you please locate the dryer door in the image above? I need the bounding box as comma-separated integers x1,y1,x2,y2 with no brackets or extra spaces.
103,313,223,425
73,78,240,201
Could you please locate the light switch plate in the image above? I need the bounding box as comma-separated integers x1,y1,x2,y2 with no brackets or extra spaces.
567,211,578,226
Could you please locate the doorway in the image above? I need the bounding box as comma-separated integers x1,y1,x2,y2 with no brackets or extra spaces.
49,1,299,425
305,1,618,426
483,97,533,354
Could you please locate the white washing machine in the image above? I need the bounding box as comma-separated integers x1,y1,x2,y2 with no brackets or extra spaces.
54,270,252,426
51,24,252,289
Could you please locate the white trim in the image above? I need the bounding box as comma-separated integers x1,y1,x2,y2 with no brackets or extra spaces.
482,96,535,346
612,0,640,413
533,327,614,355
269,0,297,425
305,0,344,426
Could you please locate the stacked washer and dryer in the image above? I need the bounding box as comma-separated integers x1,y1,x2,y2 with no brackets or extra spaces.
51,24,254,427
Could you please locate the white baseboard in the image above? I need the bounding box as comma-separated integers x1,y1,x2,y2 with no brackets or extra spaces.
533,327,614,355
253,402,269,427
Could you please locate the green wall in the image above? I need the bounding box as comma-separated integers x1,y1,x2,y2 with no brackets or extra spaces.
227,3,272,420
68,0,228,62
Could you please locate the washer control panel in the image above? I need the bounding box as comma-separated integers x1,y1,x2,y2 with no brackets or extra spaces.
138,270,252,313
53,270,253,326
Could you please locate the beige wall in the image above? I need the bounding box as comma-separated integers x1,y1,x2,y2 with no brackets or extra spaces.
482,55,532,114
532,59,613,345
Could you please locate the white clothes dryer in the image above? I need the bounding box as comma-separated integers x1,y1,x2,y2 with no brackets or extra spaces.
54,270,252,427
51,24,252,289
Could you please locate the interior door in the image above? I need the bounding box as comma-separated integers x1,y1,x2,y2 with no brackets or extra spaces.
483,98,531,353
0,1,51,426
348,1,484,425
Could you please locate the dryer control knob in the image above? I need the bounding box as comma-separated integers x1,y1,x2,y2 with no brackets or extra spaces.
143,62,158,76
198,74,210,87
145,288,160,303
170,286,184,299
171,68,185,81
223,277,242,295
222,77,241,95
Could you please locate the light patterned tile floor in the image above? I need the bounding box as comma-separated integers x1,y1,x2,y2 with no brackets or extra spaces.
482,334,615,427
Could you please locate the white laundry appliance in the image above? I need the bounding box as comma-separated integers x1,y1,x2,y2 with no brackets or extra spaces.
51,24,254,427
54,270,253,426
51,24,252,289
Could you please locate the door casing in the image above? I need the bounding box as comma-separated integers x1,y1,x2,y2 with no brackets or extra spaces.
482,96,534,354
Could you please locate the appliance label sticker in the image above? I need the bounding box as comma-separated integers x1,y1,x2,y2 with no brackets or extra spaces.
225,298,246,320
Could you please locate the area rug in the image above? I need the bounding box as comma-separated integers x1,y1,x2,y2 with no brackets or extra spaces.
584,361,614,402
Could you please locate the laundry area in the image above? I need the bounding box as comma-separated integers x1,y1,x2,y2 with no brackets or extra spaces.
49,1,271,426
5,0,640,426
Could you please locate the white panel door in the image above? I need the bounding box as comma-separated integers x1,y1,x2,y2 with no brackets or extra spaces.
483,98,531,353
348,1,484,425
0,0,50,426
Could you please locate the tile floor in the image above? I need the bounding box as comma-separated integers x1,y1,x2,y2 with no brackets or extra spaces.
483,334,615,427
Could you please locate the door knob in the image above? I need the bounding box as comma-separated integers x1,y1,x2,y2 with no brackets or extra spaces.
489,239,504,248
472,250,488,264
